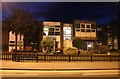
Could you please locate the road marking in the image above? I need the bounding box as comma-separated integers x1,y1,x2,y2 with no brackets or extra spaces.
83,73,118,75
1,70,118,72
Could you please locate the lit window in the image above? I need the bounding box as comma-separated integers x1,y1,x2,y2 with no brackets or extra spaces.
63,26,72,40
44,28,48,31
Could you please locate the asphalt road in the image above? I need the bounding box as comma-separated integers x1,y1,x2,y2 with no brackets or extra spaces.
1,61,119,79
1,69,119,77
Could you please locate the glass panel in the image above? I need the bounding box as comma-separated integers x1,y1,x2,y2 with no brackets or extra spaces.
76,29,80,31
63,27,67,29
49,28,54,31
75,24,80,28
81,24,85,28
55,26,60,28
43,32,46,35
44,27,48,31
91,24,96,29
86,29,91,32
55,32,60,35
66,30,71,34
48,32,54,35
50,26,54,28
81,29,85,32
10,41,15,43
86,25,90,28
55,28,60,31
92,30,95,32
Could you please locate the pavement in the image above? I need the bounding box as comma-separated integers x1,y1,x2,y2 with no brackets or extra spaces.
1,60,119,70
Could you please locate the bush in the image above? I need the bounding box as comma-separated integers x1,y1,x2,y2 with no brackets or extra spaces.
95,45,110,54
63,47,78,55
72,37,87,50
41,37,54,53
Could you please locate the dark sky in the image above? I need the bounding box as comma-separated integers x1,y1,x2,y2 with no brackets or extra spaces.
2,2,119,25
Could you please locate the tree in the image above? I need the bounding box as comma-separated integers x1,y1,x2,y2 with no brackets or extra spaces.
8,8,35,51
41,37,54,53
108,2,120,50
72,37,87,50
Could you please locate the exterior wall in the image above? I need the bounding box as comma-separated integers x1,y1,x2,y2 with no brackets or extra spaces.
73,20,97,50
74,20,96,38
42,21,62,50
9,31,24,52
63,23,73,48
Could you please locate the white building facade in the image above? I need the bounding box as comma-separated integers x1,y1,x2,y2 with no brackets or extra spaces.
9,31,24,52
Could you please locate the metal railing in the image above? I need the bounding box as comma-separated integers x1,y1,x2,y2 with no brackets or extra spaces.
1,52,120,62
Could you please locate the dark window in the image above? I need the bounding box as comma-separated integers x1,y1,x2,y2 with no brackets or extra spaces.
91,24,96,29
48,32,54,35
81,29,85,32
55,26,60,28
10,41,15,43
43,32,46,35
92,30,95,32
55,29,60,31
86,29,91,32
81,24,85,28
9,44,15,46
75,24,80,28
86,25,90,28
55,32,60,35
49,28,54,31
76,29,80,31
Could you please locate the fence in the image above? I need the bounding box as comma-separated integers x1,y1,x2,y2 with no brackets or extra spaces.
1,52,120,62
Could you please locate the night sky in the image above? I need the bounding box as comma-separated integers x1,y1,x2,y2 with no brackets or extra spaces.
2,2,119,25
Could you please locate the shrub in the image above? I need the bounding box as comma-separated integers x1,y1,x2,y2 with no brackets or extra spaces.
72,37,87,50
41,37,54,53
95,45,110,54
63,47,78,55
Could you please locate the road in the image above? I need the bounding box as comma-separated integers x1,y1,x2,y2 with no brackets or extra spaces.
1,61,119,79
1,69,119,77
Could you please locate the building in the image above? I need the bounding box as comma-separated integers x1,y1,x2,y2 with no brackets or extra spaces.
42,21,63,51
41,20,98,51
73,20,97,50
96,25,107,45
107,26,118,50
9,31,24,52
63,23,73,48
6,20,100,52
